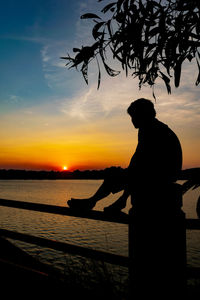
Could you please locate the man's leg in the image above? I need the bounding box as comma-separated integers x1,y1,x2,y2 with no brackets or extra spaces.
104,190,129,212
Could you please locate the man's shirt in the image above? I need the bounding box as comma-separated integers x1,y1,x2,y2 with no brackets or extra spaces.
128,118,182,184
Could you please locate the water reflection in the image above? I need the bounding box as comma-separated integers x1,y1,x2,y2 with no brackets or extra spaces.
0,179,199,272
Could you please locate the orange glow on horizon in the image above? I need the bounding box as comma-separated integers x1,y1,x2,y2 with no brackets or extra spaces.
0,107,199,171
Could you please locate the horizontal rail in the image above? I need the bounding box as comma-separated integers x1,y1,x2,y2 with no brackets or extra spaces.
0,257,49,279
0,198,129,224
0,228,128,267
0,198,200,229
1,228,200,278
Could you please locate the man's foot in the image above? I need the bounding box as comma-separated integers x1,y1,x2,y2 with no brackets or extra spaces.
67,198,96,210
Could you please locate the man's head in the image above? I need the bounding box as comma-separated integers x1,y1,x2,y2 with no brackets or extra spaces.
127,98,156,128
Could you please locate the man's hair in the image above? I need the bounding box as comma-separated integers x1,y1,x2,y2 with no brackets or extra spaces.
127,98,156,118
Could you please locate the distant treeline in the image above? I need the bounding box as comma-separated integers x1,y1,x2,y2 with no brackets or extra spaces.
0,167,123,180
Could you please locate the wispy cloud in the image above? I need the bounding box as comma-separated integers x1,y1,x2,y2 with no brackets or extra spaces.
59,66,200,129
60,74,155,120
8,94,22,104
0,34,51,44
40,41,69,89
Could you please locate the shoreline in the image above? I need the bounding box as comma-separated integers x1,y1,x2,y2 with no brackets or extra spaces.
0,167,123,180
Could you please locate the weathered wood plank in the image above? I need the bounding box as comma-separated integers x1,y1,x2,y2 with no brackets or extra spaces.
0,228,129,267
0,198,129,224
0,198,200,229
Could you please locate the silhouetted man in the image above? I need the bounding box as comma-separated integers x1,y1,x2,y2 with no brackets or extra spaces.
68,98,185,298
68,98,183,214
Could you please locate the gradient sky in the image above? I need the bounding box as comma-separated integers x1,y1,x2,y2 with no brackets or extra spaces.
0,0,200,171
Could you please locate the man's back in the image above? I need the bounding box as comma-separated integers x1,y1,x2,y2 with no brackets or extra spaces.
129,118,182,184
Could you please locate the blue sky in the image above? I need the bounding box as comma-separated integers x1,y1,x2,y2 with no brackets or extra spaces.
0,0,81,113
0,0,200,170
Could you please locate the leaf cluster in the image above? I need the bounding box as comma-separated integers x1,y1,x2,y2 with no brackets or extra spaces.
61,0,200,94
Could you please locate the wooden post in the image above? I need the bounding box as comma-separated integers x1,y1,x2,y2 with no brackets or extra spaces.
128,207,135,299
128,188,187,299
172,209,187,296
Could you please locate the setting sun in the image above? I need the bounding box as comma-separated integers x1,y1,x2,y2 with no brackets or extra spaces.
63,166,68,170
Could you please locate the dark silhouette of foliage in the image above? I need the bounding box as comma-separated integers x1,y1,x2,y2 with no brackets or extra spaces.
61,0,200,95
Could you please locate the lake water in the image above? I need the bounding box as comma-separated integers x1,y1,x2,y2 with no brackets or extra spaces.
0,180,200,282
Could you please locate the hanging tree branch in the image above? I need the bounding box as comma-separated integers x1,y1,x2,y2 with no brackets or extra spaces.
61,0,200,94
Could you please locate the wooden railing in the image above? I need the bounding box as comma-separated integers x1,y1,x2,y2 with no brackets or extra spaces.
0,197,200,293
0,198,130,266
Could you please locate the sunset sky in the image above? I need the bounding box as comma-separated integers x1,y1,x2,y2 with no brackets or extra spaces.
0,0,200,171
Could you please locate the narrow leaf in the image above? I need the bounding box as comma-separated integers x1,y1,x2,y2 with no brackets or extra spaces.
101,2,116,14
96,57,101,90
97,68,101,89
117,0,124,12
149,26,159,38
103,61,120,76
81,62,88,85
92,22,105,40
73,48,80,53
81,13,101,20
107,19,113,38
195,58,200,85
152,88,157,101
174,59,183,88
159,71,171,94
